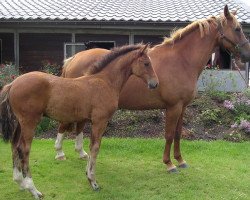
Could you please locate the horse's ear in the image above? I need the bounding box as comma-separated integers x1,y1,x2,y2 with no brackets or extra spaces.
224,5,232,19
139,43,150,56
232,8,238,16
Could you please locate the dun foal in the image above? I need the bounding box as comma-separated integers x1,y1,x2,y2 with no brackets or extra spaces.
0,44,158,198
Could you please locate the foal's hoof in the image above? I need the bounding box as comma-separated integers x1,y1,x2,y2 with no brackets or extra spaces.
89,181,100,191
79,154,89,160
179,163,188,169
167,167,178,173
33,191,43,199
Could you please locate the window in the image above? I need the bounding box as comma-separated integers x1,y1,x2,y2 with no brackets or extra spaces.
64,43,86,59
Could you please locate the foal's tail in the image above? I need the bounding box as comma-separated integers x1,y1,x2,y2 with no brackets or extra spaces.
61,56,75,77
0,83,20,143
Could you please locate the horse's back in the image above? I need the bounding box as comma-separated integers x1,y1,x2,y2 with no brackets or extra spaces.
64,48,110,78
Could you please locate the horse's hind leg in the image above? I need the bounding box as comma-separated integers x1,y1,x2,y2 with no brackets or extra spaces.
18,122,43,199
86,118,108,190
174,108,188,168
55,123,73,160
75,121,88,159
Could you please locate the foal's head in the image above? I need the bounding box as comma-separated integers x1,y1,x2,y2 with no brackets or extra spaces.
131,44,159,89
217,5,250,62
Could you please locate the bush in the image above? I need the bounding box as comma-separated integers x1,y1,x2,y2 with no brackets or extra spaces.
41,60,61,76
36,117,58,135
223,89,250,134
0,63,19,88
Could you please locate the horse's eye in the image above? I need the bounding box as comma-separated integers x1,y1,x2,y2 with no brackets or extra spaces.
144,62,150,67
235,27,241,32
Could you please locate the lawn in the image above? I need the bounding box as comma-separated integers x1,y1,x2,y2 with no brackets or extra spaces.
0,138,249,200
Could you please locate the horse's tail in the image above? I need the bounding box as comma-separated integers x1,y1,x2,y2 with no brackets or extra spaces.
0,83,20,143
61,56,75,77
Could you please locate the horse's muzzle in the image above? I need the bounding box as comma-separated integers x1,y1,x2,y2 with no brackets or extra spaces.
240,52,250,63
148,79,159,89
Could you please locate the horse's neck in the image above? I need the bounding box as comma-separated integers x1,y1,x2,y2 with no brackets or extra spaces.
174,26,219,77
98,53,134,93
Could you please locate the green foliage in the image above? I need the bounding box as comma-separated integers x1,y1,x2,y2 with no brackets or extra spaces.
0,64,19,88
41,60,61,75
206,90,232,103
200,108,221,125
36,117,58,135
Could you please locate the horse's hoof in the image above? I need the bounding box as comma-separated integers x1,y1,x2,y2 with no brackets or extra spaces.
55,155,66,160
168,167,178,173
179,163,188,168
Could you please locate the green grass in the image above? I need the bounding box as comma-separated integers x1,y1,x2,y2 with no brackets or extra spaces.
0,138,249,200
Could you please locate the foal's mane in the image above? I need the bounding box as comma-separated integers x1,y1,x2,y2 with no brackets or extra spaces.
86,44,144,75
159,13,240,46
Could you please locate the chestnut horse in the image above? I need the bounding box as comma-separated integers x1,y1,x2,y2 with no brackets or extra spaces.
57,5,250,172
0,44,158,198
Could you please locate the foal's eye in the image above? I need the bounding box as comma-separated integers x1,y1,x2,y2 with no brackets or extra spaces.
144,62,150,67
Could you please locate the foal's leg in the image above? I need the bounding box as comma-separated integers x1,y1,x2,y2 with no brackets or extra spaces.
174,108,188,168
55,123,72,160
163,105,182,173
18,122,43,199
75,122,88,159
12,124,24,188
86,119,108,190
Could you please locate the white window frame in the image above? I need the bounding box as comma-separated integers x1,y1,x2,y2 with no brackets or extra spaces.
64,42,86,59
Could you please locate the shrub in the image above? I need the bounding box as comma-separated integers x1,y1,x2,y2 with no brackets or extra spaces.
36,117,58,135
0,63,19,88
41,60,61,76
223,90,250,134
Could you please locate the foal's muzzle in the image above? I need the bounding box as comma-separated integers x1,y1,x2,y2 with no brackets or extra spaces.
148,78,159,89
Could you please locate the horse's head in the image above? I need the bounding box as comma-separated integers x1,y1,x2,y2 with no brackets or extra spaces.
217,5,250,63
131,44,159,89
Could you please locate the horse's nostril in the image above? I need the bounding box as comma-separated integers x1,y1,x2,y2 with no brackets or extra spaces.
148,80,158,89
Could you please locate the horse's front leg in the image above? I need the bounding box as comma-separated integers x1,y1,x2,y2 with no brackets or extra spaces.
86,118,108,190
75,122,88,159
55,123,73,160
174,108,188,168
163,104,182,173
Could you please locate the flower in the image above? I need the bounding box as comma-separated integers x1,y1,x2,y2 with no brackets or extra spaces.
223,100,234,110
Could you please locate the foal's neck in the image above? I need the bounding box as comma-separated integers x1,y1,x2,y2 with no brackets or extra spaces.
98,52,135,94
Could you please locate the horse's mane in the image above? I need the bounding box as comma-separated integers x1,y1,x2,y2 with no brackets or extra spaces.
86,44,144,75
159,13,240,46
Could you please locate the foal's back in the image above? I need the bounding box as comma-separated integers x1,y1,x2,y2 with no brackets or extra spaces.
9,71,116,123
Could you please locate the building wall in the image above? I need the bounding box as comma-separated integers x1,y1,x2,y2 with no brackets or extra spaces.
0,33,14,64
19,33,71,72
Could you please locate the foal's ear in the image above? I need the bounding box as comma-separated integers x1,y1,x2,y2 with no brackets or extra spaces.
224,5,232,19
139,43,149,56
